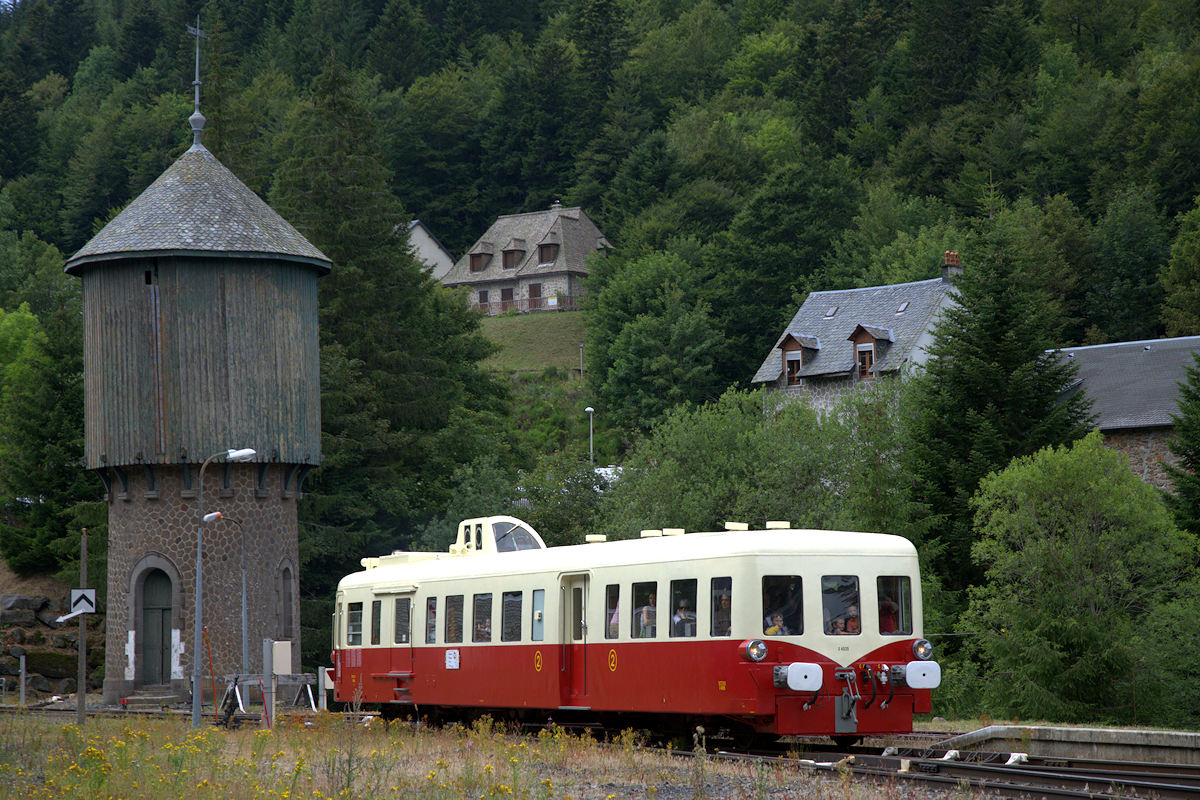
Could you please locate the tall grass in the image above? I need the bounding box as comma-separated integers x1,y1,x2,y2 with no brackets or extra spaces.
0,712,867,799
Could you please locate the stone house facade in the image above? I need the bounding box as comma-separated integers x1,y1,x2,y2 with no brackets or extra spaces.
441,202,609,315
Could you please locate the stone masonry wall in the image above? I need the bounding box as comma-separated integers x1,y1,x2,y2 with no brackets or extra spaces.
102,463,301,703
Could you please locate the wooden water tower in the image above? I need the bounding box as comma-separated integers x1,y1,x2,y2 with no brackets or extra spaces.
65,105,331,703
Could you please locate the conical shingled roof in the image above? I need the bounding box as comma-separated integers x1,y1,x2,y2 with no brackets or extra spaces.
65,143,331,274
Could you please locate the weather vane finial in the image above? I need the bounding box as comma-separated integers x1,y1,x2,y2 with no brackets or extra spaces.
185,16,210,146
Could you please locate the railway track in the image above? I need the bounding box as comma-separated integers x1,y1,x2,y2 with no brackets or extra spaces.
702,745,1200,799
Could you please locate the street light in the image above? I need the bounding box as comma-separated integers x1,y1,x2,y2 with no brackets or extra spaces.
192,447,255,728
584,407,594,465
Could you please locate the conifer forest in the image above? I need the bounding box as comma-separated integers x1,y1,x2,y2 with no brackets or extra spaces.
3,0,1200,724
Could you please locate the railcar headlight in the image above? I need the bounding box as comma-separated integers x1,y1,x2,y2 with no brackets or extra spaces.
743,639,768,662
912,638,934,661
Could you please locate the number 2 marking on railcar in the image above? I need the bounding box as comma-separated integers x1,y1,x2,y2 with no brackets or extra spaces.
534,650,543,672
608,649,618,672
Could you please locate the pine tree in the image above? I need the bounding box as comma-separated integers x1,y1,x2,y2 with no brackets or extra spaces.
269,57,504,664
1165,353,1200,536
902,216,1094,591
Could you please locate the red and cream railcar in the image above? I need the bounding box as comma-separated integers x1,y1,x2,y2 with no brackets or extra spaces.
329,516,941,740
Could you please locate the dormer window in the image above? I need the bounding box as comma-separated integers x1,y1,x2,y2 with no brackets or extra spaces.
538,243,559,264
502,249,524,269
785,351,803,385
857,344,874,379
470,253,492,272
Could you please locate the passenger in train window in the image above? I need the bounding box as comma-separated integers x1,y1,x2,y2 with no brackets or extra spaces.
633,582,662,638
474,618,491,642
712,592,732,636
671,599,696,637
765,612,788,635
878,596,899,634
843,606,860,634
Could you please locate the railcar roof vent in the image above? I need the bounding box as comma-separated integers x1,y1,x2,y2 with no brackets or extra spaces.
662,528,685,536
765,521,790,529
585,534,606,543
724,522,749,531
640,529,663,538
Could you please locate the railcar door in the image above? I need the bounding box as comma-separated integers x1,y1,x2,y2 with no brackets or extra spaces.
389,594,415,675
559,573,590,707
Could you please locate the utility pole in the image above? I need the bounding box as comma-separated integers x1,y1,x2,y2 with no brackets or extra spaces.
77,528,87,726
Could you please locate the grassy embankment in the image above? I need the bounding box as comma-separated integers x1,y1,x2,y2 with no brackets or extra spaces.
0,713,860,799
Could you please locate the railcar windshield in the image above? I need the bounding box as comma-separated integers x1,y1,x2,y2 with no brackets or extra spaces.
823,575,860,634
762,576,802,635
493,521,543,552
877,576,913,635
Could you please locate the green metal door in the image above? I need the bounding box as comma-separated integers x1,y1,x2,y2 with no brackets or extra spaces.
141,570,172,685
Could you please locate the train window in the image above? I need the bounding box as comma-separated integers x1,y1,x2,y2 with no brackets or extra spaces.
605,584,620,639
710,577,732,637
395,598,411,644
670,579,697,638
446,595,464,643
425,597,437,644
531,589,545,641
877,576,912,635
347,602,363,646
632,582,657,638
494,521,543,552
501,591,522,641
473,593,492,642
762,576,802,635
370,599,382,645
822,575,860,635
474,524,482,551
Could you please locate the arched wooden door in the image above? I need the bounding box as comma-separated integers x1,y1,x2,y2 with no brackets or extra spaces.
141,569,172,685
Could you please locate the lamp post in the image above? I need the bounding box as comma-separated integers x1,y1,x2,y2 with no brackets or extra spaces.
584,407,594,465
192,447,255,728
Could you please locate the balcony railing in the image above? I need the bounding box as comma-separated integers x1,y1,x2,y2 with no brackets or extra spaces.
473,295,582,316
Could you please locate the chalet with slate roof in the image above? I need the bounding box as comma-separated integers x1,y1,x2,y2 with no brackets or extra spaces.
442,202,610,314
751,253,962,407
1058,336,1200,489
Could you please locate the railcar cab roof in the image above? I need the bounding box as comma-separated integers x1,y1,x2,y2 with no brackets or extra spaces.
357,515,546,572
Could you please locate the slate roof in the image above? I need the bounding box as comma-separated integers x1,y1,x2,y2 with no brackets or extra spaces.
1057,336,1200,430
751,277,954,384
65,143,331,274
442,204,609,286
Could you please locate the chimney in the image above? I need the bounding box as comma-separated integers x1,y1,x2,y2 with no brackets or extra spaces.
942,250,962,281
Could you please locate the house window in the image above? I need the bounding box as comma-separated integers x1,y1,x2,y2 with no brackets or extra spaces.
502,249,523,269
787,359,802,385
824,305,838,318
477,290,489,310
538,244,559,264
857,345,874,379
529,283,543,309
470,253,491,272
501,287,514,310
